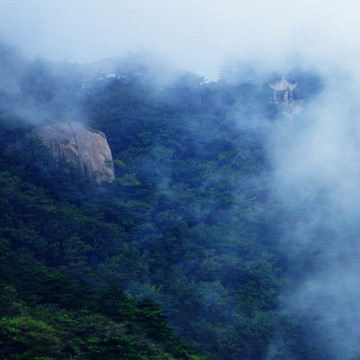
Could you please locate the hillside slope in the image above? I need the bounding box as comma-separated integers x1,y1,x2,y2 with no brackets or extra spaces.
0,53,327,360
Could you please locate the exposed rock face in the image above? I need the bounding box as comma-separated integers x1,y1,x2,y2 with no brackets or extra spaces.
33,122,115,183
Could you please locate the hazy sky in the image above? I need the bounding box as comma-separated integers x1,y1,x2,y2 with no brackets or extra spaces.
1,0,360,79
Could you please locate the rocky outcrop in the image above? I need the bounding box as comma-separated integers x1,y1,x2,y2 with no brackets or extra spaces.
33,122,115,183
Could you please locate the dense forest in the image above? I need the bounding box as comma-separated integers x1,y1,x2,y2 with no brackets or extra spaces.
0,45,344,360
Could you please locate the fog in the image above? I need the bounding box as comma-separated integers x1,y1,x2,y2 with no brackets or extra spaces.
2,0,360,79
3,1,360,359
260,76,360,358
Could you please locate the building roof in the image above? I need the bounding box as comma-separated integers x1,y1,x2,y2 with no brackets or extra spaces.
269,76,297,91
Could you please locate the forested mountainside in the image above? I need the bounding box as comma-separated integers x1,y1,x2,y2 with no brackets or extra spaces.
0,48,330,360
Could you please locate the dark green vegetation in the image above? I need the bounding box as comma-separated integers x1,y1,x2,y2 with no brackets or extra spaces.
0,51,326,359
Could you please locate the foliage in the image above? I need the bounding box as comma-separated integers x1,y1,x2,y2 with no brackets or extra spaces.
0,58,328,360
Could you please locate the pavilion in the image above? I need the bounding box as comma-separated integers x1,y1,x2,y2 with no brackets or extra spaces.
269,76,297,104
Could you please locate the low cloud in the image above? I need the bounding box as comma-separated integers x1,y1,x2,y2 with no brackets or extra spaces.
1,1,360,79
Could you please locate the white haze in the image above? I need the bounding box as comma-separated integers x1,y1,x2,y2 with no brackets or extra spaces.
1,0,360,79
265,75,360,358
3,1,360,359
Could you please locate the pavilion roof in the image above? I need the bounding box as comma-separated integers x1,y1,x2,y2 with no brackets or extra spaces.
269,76,297,91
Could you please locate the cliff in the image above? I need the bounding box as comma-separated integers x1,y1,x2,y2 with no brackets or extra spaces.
32,122,115,183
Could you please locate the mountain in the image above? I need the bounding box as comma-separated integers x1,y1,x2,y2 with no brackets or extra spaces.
0,51,330,360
